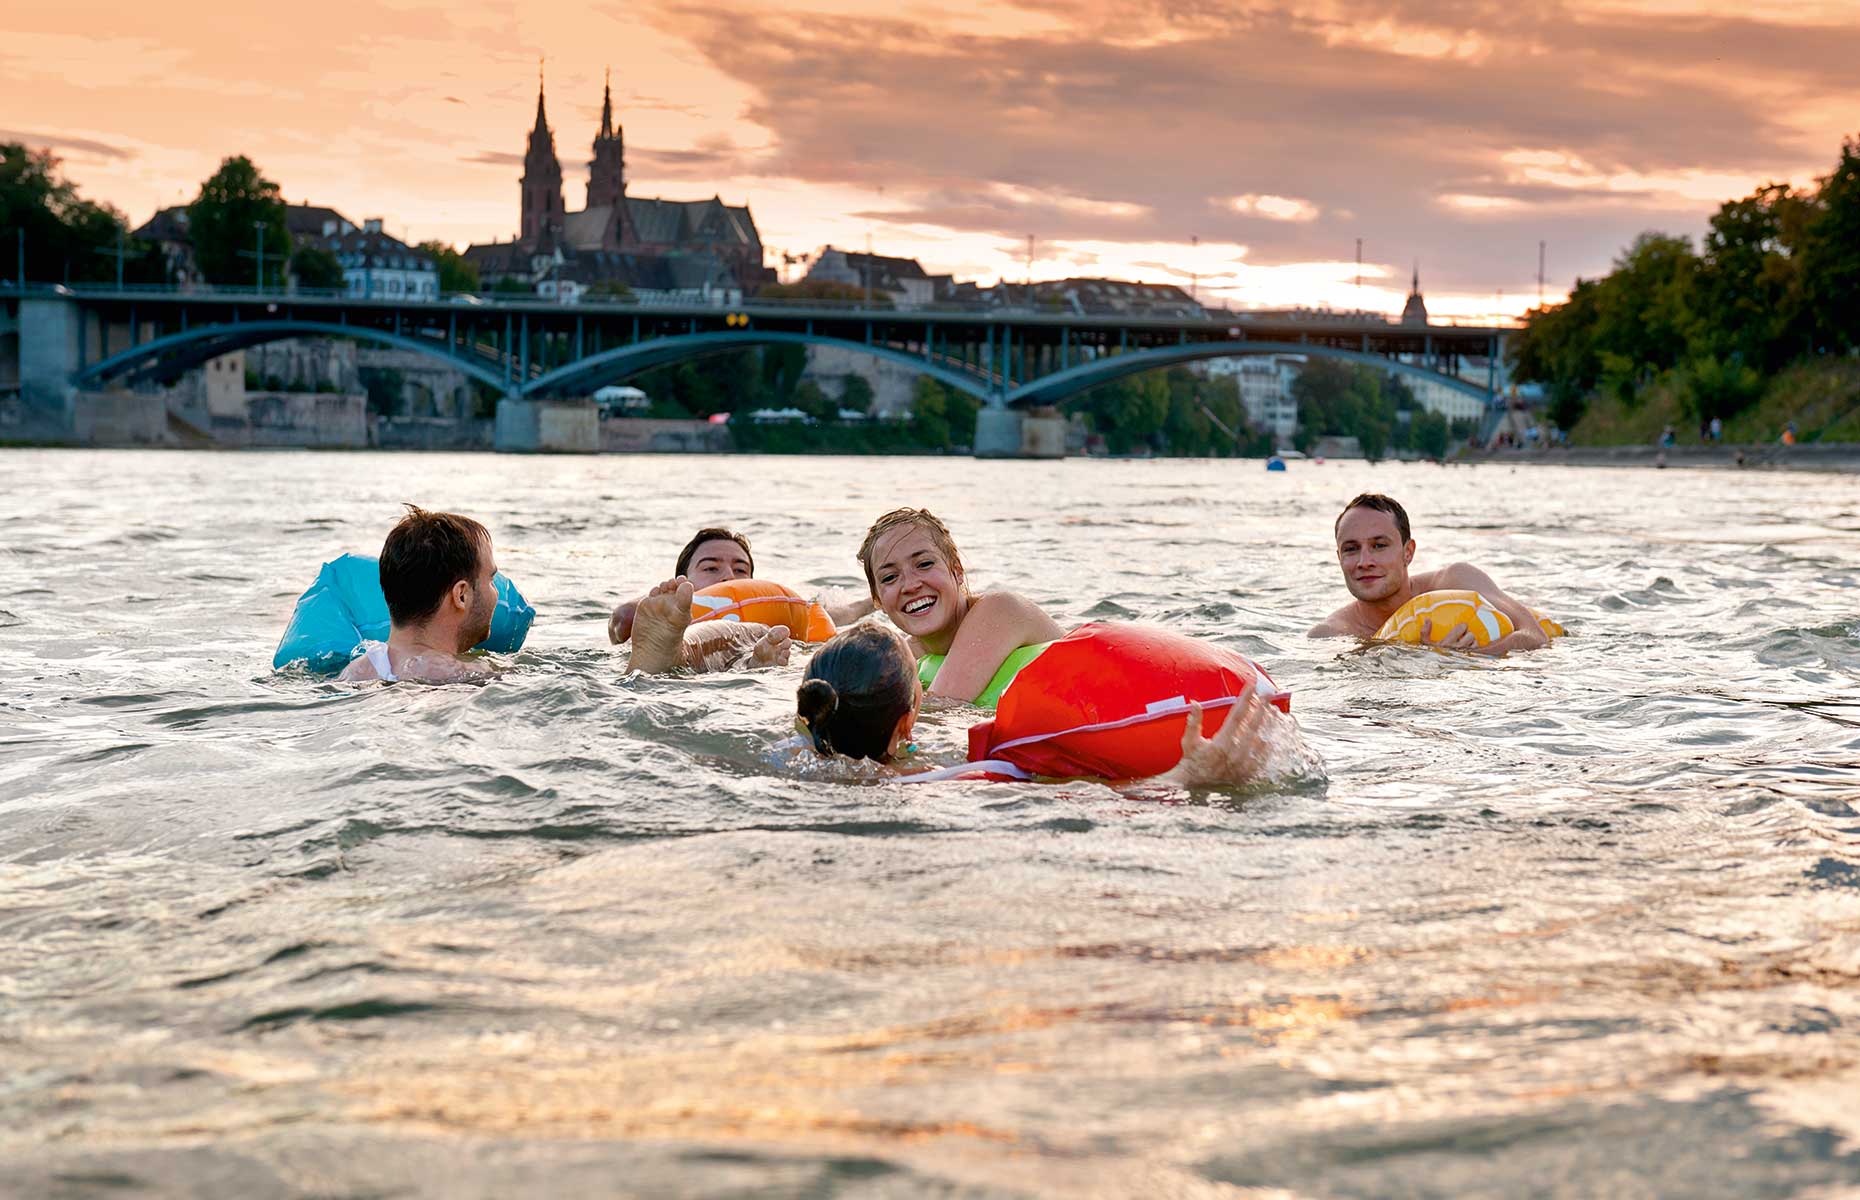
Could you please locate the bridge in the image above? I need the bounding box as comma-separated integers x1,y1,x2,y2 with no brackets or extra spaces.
5,284,1509,450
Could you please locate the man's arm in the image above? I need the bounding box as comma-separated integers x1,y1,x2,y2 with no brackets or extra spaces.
1433,562,1549,655
1307,604,1364,639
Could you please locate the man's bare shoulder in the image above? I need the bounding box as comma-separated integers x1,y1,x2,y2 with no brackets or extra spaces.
337,656,381,683
1419,562,1499,592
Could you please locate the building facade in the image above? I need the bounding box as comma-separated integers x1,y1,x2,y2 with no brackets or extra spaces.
464,74,770,301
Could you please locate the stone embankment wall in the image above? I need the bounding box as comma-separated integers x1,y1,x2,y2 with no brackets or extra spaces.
600,418,732,453
375,417,493,451
1469,443,1860,472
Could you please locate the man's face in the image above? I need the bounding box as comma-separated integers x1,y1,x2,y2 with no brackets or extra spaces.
685,538,753,587
460,536,498,650
1334,507,1414,603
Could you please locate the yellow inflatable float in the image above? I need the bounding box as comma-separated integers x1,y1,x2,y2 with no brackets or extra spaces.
690,579,838,643
1374,589,1565,646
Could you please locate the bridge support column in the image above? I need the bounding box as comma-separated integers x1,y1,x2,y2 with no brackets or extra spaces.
494,396,599,453
14,294,82,435
973,406,1066,459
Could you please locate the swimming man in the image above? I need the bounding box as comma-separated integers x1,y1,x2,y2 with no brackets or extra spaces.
607,527,874,644
340,505,503,683
1308,493,1549,655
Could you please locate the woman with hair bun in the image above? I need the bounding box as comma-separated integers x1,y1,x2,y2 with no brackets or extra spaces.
795,625,922,762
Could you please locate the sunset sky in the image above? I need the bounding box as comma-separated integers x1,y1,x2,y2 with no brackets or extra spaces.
6,0,1856,318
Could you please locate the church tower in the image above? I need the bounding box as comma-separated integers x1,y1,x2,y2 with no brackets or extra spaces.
1400,261,1429,327
520,67,565,249
587,69,627,211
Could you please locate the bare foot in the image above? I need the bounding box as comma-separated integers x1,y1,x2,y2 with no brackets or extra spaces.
628,578,693,673
749,624,792,667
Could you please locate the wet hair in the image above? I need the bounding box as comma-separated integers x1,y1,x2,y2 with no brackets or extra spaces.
676,527,754,578
795,625,917,762
379,504,490,626
857,507,966,599
1335,493,1411,544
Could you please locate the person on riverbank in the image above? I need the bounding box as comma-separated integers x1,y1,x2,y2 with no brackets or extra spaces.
794,623,1295,787
607,527,874,644
858,507,1064,704
1307,493,1549,655
339,506,502,684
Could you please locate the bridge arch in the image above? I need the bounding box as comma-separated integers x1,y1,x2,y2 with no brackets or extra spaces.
75,320,513,396
521,330,995,403
1003,340,1494,409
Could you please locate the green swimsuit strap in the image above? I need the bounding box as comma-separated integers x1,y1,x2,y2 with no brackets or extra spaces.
918,642,1053,709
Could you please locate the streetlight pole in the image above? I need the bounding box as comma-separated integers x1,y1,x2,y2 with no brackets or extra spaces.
253,220,265,289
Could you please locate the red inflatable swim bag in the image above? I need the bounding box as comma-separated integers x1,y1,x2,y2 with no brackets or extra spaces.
965,622,1290,781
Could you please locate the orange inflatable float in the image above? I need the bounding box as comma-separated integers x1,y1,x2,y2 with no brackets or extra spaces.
689,579,838,642
963,622,1290,781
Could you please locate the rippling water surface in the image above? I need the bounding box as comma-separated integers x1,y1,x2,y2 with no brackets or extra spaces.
4,449,1860,1198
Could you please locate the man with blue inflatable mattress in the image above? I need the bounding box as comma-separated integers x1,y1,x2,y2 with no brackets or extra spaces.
337,506,506,683
1307,493,1554,656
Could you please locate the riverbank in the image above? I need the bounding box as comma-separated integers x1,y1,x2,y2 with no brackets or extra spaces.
1464,441,1860,472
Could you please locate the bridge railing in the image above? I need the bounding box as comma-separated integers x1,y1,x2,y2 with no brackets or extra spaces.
14,280,1524,330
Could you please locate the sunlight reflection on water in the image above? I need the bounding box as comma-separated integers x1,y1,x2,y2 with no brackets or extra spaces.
2,450,1859,1197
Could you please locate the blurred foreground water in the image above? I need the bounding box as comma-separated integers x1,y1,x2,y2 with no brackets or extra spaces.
3,450,1859,1198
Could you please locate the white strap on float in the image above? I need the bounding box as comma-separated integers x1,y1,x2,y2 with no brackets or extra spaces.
985,669,1282,755
899,759,1032,784
690,594,808,623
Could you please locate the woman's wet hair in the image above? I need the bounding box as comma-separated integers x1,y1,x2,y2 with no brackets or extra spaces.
676,527,754,577
857,507,965,599
379,504,489,626
796,625,917,762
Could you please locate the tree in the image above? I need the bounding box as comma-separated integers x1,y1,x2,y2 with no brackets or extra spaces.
839,372,875,415
290,245,345,290
792,379,834,421
755,279,886,305
0,142,160,284
188,156,289,286
419,240,481,295
1412,408,1450,459
908,376,952,447
1799,135,1860,353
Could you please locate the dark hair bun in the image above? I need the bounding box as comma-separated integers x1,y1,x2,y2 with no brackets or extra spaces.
796,679,838,753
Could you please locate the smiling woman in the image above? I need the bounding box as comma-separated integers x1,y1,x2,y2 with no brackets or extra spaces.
857,507,1064,705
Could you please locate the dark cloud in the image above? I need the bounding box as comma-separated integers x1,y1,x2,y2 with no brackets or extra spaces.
0,129,135,160
650,0,1857,292
464,150,525,167
629,134,748,178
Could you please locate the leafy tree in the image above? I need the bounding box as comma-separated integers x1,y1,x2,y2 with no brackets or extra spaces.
944,384,980,447
188,156,289,286
489,275,532,294
1412,409,1450,459
839,372,875,414
0,142,160,284
290,245,345,290
754,279,888,306
1694,184,1813,371
419,240,481,295
1799,135,1860,354
792,379,834,421
357,366,405,416
582,278,634,303
908,376,952,447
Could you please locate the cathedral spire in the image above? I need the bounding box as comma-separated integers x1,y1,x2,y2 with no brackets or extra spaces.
599,67,615,139
533,58,548,134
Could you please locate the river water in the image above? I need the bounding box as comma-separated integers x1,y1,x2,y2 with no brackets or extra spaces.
3,449,1859,1198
